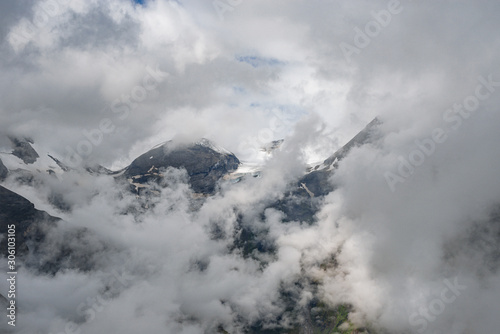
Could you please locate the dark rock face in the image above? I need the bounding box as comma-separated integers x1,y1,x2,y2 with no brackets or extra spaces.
48,154,70,172
9,137,39,164
271,193,324,224
299,117,382,198
270,118,382,223
0,185,59,255
0,185,107,274
298,170,334,198
321,117,381,171
85,164,113,175
123,139,240,194
0,158,7,181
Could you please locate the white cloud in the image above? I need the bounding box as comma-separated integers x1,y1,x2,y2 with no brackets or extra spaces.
1,0,500,333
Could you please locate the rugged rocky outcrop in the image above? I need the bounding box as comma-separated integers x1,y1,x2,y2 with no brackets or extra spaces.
0,120,387,332
0,158,8,181
270,118,382,224
9,137,39,164
322,117,382,168
0,185,59,255
299,117,382,197
0,186,106,274
123,138,240,194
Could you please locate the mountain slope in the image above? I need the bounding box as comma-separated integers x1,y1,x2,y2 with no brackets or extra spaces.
0,158,7,181
9,137,39,164
271,118,382,223
122,138,240,194
0,185,59,255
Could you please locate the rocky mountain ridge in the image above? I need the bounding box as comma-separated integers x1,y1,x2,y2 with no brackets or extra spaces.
0,121,384,334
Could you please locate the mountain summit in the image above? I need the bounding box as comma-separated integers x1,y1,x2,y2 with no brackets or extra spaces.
122,138,240,194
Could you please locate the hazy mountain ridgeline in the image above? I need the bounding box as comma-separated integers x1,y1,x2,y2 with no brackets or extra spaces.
0,121,385,333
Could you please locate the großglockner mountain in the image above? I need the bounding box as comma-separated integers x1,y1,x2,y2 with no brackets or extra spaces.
0,120,381,260
0,120,386,333
121,138,241,194
272,118,382,223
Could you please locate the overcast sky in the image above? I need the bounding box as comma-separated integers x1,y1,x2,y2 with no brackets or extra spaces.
1,1,500,333
1,0,499,167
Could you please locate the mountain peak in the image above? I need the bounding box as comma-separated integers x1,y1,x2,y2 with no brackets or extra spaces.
9,136,39,164
122,138,240,194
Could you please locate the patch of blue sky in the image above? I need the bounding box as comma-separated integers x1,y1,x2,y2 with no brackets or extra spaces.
232,86,246,94
250,103,307,123
236,55,285,68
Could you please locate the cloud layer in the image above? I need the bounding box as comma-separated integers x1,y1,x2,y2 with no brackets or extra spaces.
1,0,500,333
